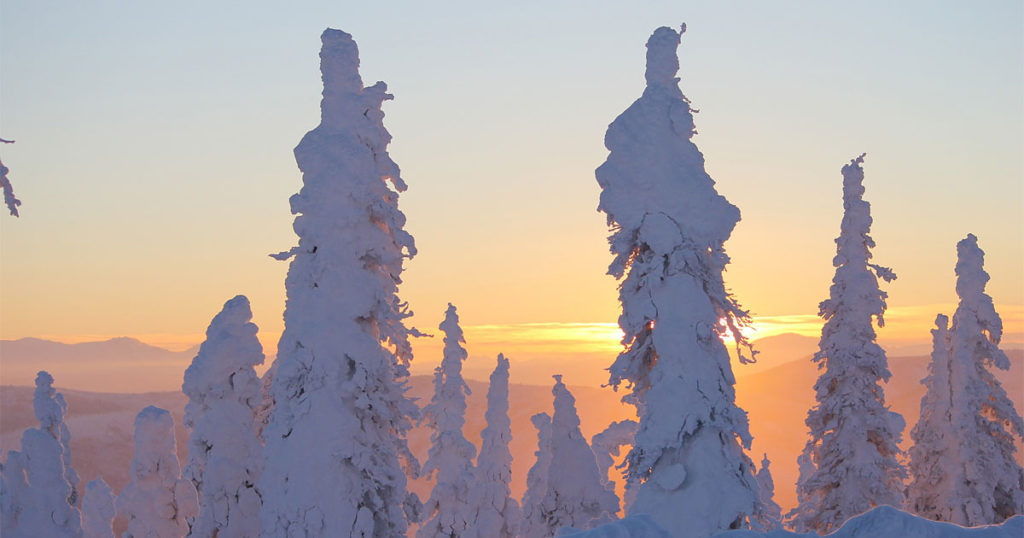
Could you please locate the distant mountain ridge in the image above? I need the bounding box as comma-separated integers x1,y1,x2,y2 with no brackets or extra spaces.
0,337,199,392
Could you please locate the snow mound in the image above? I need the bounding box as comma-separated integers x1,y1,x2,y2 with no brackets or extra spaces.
569,507,1023,538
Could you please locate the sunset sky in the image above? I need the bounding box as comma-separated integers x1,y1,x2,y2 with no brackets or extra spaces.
1,1,1021,384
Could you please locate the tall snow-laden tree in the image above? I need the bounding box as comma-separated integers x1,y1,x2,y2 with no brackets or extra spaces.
907,314,956,519
538,376,620,535
907,235,1024,525
117,406,198,538
520,413,553,538
417,304,477,538
182,295,265,537
465,354,519,538
82,477,114,538
260,28,421,537
594,24,761,537
755,454,782,530
788,154,906,534
1,372,83,537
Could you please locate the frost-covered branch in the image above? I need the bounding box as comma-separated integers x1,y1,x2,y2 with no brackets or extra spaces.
0,138,22,217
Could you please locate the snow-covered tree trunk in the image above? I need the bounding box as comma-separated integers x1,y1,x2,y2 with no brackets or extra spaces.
260,28,421,537
417,304,477,537
520,413,553,538
595,24,762,538
182,295,265,537
117,406,198,538
254,360,277,442
788,154,907,534
465,354,519,538
907,235,1024,526
0,372,83,537
81,478,114,538
754,454,782,530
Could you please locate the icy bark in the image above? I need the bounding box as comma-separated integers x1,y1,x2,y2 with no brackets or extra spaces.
754,454,782,530
182,295,265,537
520,413,553,538
594,24,761,538
117,406,198,538
789,155,906,534
532,377,620,536
260,28,420,537
907,236,1024,525
82,478,114,538
0,138,21,217
465,354,519,538
417,304,477,538
591,420,637,501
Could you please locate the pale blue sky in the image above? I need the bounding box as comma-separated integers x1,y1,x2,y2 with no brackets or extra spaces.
1,1,1021,351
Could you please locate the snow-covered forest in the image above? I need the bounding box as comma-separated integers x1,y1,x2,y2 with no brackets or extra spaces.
1,23,1022,538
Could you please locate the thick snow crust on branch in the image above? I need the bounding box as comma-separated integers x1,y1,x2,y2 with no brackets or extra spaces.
417,304,478,538
260,28,420,537
0,139,21,217
465,354,520,538
590,420,637,508
520,413,553,538
908,236,1024,525
82,477,114,538
117,406,198,538
595,24,761,538
789,155,906,534
535,377,620,536
182,295,265,537
0,372,82,537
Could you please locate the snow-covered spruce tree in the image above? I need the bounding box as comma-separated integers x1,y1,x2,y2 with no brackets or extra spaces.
595,25,762,537
591,419,637,503
260,28,421,537
907,235,1024,525
1,372,83,537
182,295,265,537
520,412,553,538
907,314,955,520
537,376,620,534
755,454,782,530
117,406,198,538
417,304,477,538
788,154,906,534
82,477,114,538
465,354,519,538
